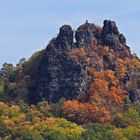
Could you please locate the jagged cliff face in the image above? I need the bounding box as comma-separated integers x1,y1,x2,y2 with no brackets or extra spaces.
27,20,140,105
35,25,84,103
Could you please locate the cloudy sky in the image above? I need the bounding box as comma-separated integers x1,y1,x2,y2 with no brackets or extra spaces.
0,0,140,67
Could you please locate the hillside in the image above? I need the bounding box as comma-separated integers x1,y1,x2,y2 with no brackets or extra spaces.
0,20,140,140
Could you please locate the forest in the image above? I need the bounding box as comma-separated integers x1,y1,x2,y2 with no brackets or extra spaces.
0,20,140,140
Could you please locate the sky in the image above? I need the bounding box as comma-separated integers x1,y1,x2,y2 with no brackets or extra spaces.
0,0,140,67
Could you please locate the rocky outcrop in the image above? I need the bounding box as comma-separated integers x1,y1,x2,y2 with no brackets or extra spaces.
102,20,120,47
128,89,140,102
27,20,138,104
102,20,132,59
28,25,91,103
57,25,73,46
75,22,97,47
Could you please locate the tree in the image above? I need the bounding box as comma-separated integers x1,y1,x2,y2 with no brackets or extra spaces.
62,100,111,124
0,63,15,79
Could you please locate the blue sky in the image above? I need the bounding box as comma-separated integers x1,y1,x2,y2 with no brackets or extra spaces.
0,0,140,67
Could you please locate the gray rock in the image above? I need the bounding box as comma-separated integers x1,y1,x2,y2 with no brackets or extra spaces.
29,25,91,103
75,22,97,47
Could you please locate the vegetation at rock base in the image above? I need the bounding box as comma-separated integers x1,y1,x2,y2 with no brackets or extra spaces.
0,20,140,139
0,100,139,140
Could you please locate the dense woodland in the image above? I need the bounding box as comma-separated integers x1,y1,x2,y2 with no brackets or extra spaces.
0,20,140,139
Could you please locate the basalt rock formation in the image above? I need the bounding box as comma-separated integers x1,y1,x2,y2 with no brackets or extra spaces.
35,25,85,103
27,20,140,105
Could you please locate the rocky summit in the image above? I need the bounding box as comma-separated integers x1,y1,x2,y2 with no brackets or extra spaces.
1,20,140,138
25,20,140,105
